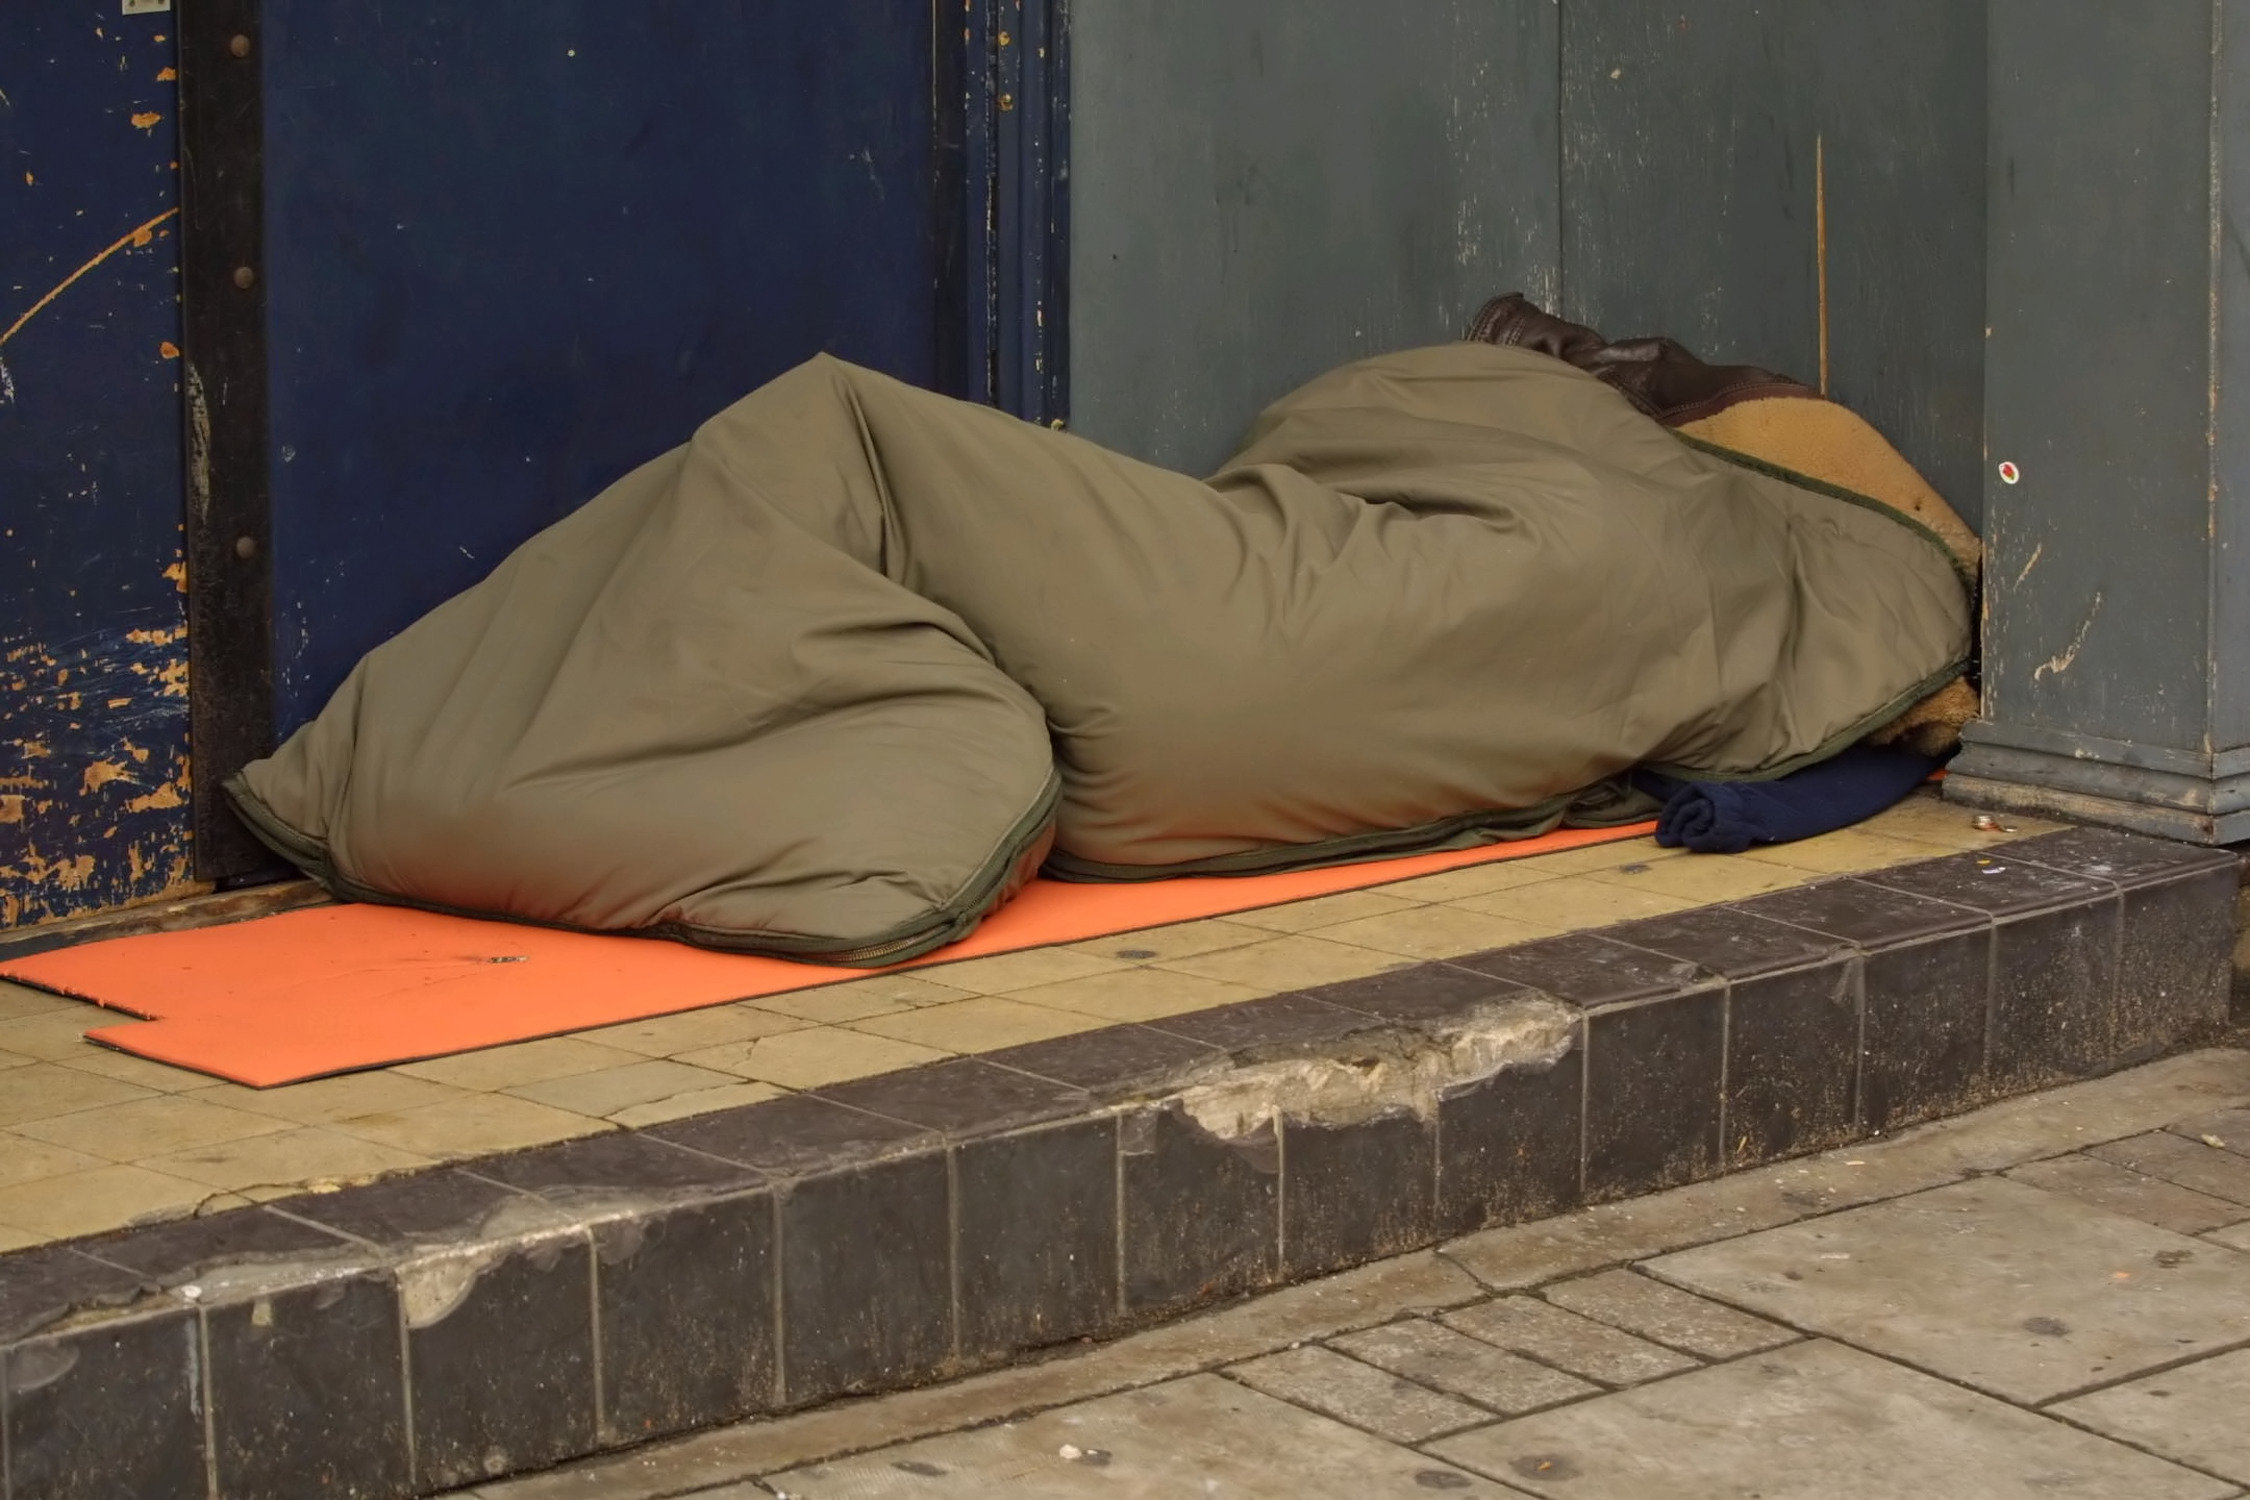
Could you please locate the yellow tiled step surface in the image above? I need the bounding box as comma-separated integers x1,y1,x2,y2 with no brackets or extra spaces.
0,791,2055,1249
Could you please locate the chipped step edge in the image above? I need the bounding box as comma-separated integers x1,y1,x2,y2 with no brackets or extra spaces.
1171,996,1575,1140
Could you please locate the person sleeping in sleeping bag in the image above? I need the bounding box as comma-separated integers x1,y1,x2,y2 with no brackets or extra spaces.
226,296,1977,964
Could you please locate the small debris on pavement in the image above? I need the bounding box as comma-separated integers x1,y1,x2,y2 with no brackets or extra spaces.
2201,1134,2228,1149
1972,814,2018,833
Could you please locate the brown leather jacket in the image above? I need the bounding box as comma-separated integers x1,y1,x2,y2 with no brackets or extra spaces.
1466,293,1816,428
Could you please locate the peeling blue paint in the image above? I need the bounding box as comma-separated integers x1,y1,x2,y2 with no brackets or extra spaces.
0,6,194,927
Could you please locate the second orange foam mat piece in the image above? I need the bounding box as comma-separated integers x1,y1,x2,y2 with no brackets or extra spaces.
0,822,1654,1086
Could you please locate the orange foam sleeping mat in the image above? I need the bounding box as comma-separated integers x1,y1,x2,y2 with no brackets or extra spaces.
0,824,1655,1087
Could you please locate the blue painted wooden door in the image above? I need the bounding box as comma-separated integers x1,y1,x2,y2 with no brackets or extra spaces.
259,0,952,731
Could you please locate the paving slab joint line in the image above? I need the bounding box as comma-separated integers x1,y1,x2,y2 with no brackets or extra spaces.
2023,1328,2250,1411
1209,1358,1490,1445
2030,1386,2250,1495
1467,1322,1814,1399
1623,1254,2250,1467
1531,1272,1795,1364
1223,1326,2250,1500
1423,1149,1951,1292
2026,1363,2250,1497
1448,1274,2250,1500
1413,1326,1642,1396
764,1299,1813,1479
1231,1320,1826,1450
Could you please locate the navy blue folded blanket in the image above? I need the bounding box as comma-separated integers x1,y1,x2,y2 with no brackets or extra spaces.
1633,746,1942,854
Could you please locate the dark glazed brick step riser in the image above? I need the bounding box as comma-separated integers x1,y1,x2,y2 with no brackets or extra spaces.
0,831,2235,1499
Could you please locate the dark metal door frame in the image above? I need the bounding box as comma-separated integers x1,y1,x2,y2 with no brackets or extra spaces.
178,0,274,882
175,0,1070,883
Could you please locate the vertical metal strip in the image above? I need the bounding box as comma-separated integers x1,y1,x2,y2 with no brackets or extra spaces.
1011,0,1069,424
179,0,277,881
993,0,1027,412
961,0,1001,406
1815,132,1831,396
1042,0,1071,425
983,0,1068,424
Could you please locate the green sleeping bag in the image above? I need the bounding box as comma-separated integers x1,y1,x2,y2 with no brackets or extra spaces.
228,342,1970,963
